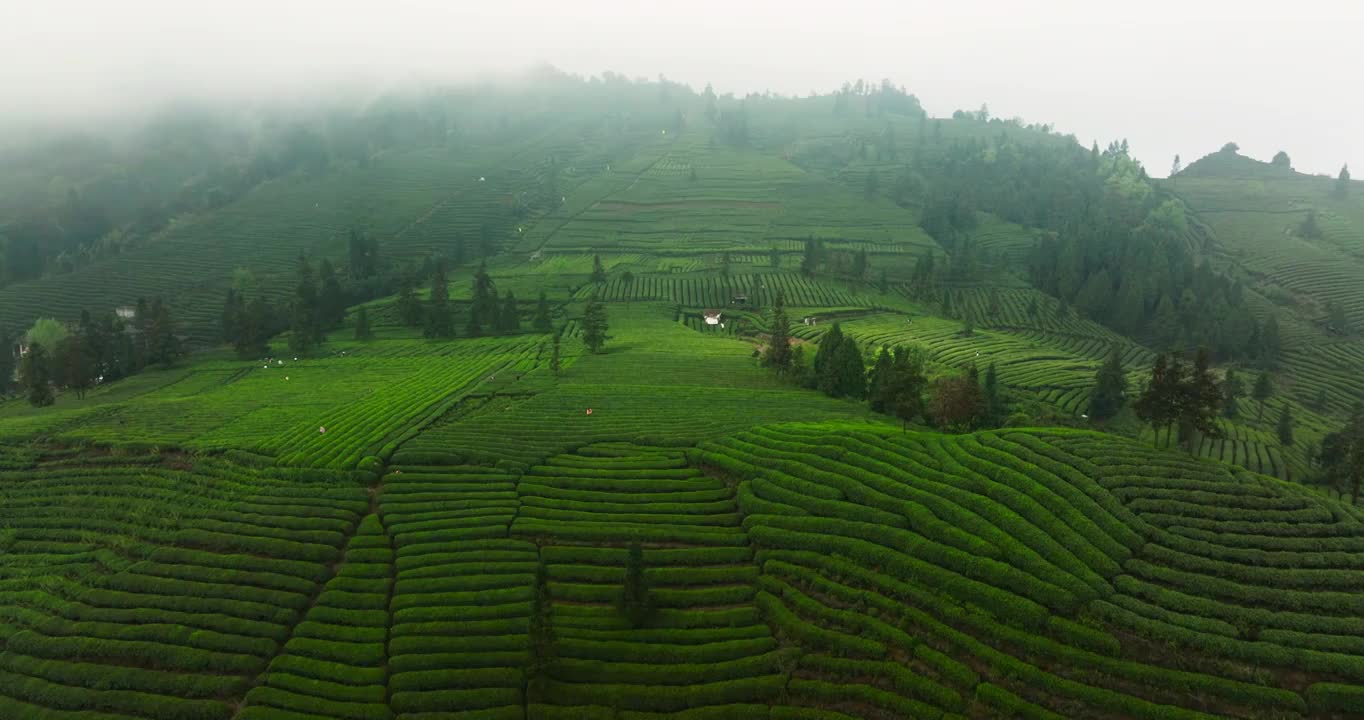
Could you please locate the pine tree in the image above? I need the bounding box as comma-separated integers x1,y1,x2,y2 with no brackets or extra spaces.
318,259,345,328
1277,404,1295,447
0,329,16,396
835,336,866,399
235,297,272,359
867,346,894,412
1179,348,1222,450
1221,368,1244,418
800,239,820,277
878,269,889,294
591,255,607,284
928,372,985,431
620,271,635,307
423,259,454,339
814,324,845,395
1089,345,1128,421
1253,373,1274,420
982,361,1003,426
762,291,793,373
289,256,320,352
853,249,868,279
1335,164,1352,199
533,292,553,333
19,342,54,407
526,557,556,698
221,288,241,345
469,262,497,333
1135,354,1175,446
582,295,608,354
720,252,730,278
549,333,562,376
617,541,651,628
147,298,180,368
396,276,423,327
500,291,520,332
56,333,94,400
353,307,373,341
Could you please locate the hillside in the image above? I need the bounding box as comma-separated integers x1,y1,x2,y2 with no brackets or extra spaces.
2,76,1364,719
2,315,1364,718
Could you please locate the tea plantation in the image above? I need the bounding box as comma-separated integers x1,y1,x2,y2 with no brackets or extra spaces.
3,77,1364,719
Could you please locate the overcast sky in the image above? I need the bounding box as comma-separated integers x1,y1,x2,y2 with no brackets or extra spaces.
5,0,1360,176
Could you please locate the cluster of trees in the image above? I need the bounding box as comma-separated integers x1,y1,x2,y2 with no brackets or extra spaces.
4,300,180,406
1131,349,1222,451
832,79,927,119
1319,406,1364,503
798,239,871,281
391,260,553,340
761,295,1002,431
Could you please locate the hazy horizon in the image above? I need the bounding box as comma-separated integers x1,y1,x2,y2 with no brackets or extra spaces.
5,0,1361,176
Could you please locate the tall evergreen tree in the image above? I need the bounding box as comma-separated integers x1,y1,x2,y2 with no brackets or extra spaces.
928,372,985,431
469,262,498,333
581,295,608,354
499,291,520,332
853,249,868,279
147,298,179,368
549,333,562,376
620,271,635,306
396,276,423,327
221,288,241,345
317,259,345,328
1221,368,1244,418
982,361,1003,426
0,330,15,396
235,297,272,359
1277,404,1295,447
533,291,553,333
1335,164,1352,199
762,291,793,373
617,541,652,628
1089,346,1128,421
591,255,607,284
289,256,320,352
526,558,556,699
1134,354,1178,446
1253,373,1274,420
1179,348,1222,450
353,307,373,341
424,259,454,339
867,346,894,412
56,333,95,400
834,336,866,399
19,342,54,407
814,324,845,395
720,252,730,278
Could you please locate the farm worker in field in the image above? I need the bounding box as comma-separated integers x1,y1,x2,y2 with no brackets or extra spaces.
319,426,326,434
586,408,593,415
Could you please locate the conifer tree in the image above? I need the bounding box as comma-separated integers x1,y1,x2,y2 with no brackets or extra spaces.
1221,368,1243,418
0,329,16,396
147,298,180,368
500,291,520,332
221,288,241,345
814,324,845,395
1089,345,1128,421
19,342,54,407
762,290,793,373
835,336,866,399
591,255,607,284
236,297,272,359
1135,354,1176,446
526,557,556,697
867,346,894,412
720,252,731,278
617,541,651,628
318,259,345,328
353,307,373,341
1253,373,1274,419
1277,404,1295,447
550,333,562,376
982,361,1003,426
582,295,608,354
396,276,423,327
620,271,635,306
469,262,497,333
423,259,454,339
56,333,94,400
290,256,320,352
1179,348,1222,450
533,291,553,333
